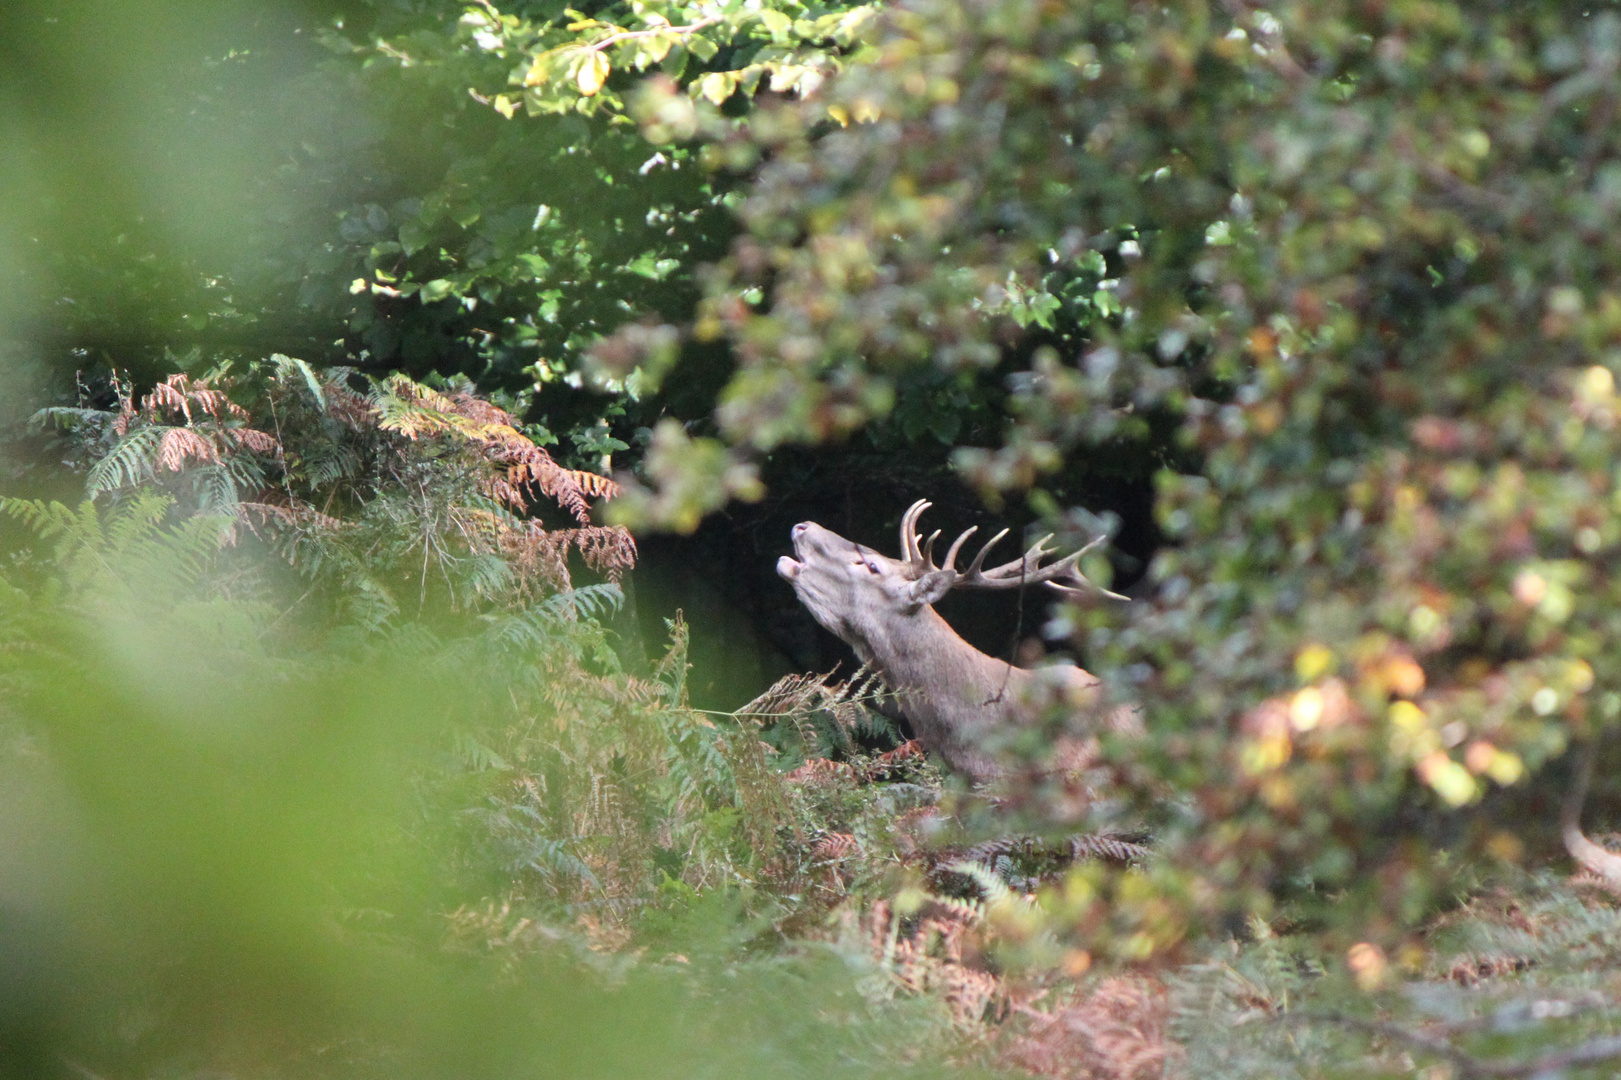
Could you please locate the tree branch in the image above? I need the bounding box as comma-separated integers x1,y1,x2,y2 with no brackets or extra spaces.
582,16,721,55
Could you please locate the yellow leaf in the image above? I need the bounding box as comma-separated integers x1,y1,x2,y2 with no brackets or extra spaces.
1294,643,1333,682
576,51,610,96
1416,751,1478,806
1485,749,1525,786
1239,733,1291,775
768,64,803,93
697,71,737,105
641,31,674,65
492,94,517,119
523,56,550,87
1388,700,1426,733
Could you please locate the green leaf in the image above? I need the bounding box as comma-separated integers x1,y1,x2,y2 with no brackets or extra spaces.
419,279,456,303
515,253,551,279
398,220,432,256
639,31,676,66
272,354,327,412
687,34,718,61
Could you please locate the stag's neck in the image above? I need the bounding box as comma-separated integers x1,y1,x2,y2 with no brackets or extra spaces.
863,605,1021,698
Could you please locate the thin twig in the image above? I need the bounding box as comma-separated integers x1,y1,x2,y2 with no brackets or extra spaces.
580,16,721,54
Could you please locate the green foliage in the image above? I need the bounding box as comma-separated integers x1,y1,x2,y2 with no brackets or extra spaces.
1162,879,1621,1080
450,0,877,121
1,492,237,601
597,0,1621,960
3,0,875,478
24,2,1621,1077
0,468,1029,1079
0,534,998,1080
32,359,636,633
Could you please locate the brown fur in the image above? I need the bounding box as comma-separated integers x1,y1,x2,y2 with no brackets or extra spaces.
778,519,1112,784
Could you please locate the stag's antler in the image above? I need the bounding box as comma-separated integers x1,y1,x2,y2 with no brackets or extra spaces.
898,499,1128,600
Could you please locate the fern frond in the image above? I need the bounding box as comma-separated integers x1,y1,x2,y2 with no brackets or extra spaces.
941,859,1027,914
222,426,280,455
87,426,165,494
272,353,327,412
1070,834,1153,863
157,427,219,471
190,464,244,525
465,551,514,602
30,406,114,432
570,525,636,581
549,582,624,622
145,377,193,422
235,500,343,534
292,434,363,488
0,497,76,539
104,490,178,553
480,584,625,656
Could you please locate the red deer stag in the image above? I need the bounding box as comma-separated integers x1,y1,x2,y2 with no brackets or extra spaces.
777,500,1127,784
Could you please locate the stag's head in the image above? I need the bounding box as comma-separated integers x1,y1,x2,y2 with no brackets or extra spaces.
777,500,1124,656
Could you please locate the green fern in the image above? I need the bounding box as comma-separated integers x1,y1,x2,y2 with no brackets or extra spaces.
86,425,165,495
0,492,231,599
31,406,115,433
1,497,94,544
272,353,327,412
534,582,624,623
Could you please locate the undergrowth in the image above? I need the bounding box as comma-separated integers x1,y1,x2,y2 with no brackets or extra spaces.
10,362,1621,1080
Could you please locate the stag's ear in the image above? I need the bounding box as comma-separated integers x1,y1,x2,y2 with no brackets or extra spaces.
905,570,955,608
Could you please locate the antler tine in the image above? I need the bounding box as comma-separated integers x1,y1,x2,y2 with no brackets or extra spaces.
921,528,942,568
941,526,979,572
899,499,931,565
1047,576,1131,601
1045,534,1130,599
1041,546,1130,600
962,528,1010,578
955,529,1128,599
973,533,1055,582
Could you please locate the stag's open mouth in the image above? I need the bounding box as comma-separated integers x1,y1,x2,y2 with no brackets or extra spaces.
779,521,815,579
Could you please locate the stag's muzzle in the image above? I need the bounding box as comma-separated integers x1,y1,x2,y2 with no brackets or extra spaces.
778,522,819,580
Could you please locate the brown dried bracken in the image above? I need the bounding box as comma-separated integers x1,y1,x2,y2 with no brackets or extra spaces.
93,367,634,592
372,373,621,524
365,373,635,591
1002,977,1179,1080
841,898,1006,1027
